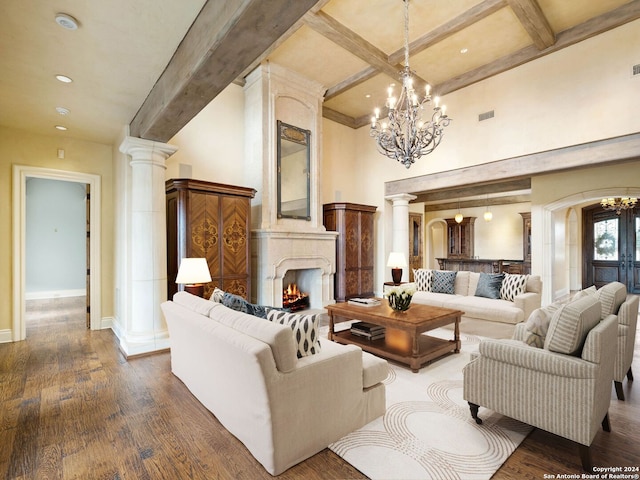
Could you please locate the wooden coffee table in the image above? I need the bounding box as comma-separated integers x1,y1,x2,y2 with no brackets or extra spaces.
326,300,463,372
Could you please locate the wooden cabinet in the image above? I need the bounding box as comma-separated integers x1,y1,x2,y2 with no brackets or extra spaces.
520,212,532,274
166,179,256,300
446,217,475,258
323,203,377,302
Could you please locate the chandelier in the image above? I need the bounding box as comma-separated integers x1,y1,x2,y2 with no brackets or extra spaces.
370,0,451,169
600,197,637,215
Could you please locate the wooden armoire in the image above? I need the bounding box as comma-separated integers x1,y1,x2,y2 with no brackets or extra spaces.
323,202,377,302
166,179,256,300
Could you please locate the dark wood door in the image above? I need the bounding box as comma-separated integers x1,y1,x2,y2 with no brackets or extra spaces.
583,204,640,294
409,213,423,281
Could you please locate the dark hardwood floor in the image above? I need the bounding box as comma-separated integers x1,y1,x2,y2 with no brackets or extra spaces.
1,297,638,479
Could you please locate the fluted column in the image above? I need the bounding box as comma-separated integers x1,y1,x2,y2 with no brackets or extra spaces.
119,136,177,356
385,193,417,282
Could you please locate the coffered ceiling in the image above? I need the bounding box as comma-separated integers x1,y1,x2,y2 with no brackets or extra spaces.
1,0,638,146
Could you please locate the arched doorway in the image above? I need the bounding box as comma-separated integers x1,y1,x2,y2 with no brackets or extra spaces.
582,203,639,294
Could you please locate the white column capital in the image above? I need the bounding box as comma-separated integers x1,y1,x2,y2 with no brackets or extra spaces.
385,193,417,206
119,136,178,167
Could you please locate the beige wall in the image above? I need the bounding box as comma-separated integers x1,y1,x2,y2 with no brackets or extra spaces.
160,19,639,298
0,126,114,335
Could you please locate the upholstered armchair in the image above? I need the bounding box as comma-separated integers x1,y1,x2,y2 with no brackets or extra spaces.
573,281,638,400
463,296,618,472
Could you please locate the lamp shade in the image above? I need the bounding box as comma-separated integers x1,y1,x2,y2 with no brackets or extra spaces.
387,252,407,268
175,258,212,284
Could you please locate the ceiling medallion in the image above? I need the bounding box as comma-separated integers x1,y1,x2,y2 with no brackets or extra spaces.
370,0,451,169
600,197,637,215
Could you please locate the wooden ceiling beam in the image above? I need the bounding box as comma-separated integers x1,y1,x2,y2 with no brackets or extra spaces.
421,194,531,211
505,0,555,49
129,0,322,142
437,0,640,96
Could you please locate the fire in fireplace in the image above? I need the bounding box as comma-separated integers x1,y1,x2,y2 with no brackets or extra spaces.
283,284,310,312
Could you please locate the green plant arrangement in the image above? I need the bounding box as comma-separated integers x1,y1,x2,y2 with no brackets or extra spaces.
385,284,416,312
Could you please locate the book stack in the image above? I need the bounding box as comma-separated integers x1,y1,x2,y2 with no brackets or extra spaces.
347,298,381,307
350,322,385,341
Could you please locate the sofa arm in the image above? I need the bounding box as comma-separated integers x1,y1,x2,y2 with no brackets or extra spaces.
478,339,598,379
514,292,541,320
617,295,639,328
512,323,528,342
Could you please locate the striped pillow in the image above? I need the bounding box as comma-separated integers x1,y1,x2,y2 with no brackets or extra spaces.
544,296,601,356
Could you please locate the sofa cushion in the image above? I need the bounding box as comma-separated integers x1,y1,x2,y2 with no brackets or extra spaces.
267,310,321,358
413,268,433,292
456,295,525,324
209,303,298,373
432,270,456,294
475,273,505,299
173,291,217,316
454,271,471,295
596,281,627,317
572,285,597,301
544,296,602,356
500,274,529,301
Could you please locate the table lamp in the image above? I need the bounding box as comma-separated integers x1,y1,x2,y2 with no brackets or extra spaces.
387,252,407,285
175,258,212,297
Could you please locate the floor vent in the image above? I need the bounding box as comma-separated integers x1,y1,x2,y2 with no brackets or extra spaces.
479,110,494,121
633,64,640,77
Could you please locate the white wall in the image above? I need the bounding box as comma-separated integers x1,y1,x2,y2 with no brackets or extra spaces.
25,178,86,297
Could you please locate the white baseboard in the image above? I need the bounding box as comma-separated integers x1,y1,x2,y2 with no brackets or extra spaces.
0,329,13,343
25,289,86,300
100,317,114,329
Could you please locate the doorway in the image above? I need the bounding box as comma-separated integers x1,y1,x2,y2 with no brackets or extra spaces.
408,212,423,281
12,165,101,341
583,203,640,294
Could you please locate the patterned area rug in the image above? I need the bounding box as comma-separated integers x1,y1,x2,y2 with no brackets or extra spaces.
327,328,532,480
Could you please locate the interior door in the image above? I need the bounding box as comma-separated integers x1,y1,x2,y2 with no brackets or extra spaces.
583,204,639,294
85,184,91,328
408,213,423,281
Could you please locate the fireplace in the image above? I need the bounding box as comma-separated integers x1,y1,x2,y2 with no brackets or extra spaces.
282,283,309,312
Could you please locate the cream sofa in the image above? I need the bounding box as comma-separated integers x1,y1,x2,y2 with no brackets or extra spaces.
409,270,542,325
161,292,388,476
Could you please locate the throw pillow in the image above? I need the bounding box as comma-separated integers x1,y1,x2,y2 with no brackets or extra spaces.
500,274,529,302
222,292,271,319
474,273,505,299
267,310,321,358
210,287,225,303
413,269,433,292
544,296,601,356
431,270,457,294
522,303,560,348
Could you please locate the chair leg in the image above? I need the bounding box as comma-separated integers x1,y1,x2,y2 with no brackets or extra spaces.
579,444,593,473
615,381,625,401
468,402,483,425
602,412,611,432
627,367,634,382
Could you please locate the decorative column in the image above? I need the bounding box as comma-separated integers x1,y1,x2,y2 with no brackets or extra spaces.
385,193,417,282
119,136,177,356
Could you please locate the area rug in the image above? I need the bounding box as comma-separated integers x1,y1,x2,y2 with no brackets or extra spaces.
326,328,532,480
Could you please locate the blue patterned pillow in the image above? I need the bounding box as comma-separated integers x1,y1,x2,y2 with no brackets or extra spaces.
222,292,272,319
431,270,457,294
474,273,505,299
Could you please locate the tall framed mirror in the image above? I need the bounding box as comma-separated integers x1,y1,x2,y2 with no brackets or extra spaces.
277,120,311,220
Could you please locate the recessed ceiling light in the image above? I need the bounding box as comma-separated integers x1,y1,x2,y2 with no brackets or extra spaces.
460,48,469,54
56,107,70,115
55,13,79,30
55,125,68,131
55,74,73,83
365,94,371,98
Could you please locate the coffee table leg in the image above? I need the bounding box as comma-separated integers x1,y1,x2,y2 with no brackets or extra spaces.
454,316,461,353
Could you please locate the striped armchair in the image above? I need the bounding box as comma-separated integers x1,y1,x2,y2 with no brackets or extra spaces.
463,296,618,472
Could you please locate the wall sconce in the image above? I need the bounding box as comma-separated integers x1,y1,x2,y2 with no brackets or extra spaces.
387,252,407,284
175,258,212,297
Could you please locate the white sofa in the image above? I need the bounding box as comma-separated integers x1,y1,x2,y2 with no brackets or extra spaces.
410,270,542,325
161,292,388,476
